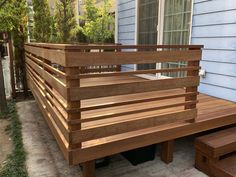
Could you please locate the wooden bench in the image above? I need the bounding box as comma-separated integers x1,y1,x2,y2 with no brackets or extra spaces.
195,127,236,176
210,154,236,177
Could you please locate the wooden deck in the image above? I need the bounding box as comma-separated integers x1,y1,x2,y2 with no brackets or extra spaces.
24,43,236,177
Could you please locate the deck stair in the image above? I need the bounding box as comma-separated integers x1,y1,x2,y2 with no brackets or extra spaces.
195,127,236,177
211,154,236,177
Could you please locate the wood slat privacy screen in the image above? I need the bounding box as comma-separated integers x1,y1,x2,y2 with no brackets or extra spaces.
25,43,203,165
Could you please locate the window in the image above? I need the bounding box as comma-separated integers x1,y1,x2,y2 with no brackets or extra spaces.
162,0,192,77
137,0,192,77
137,0,159,70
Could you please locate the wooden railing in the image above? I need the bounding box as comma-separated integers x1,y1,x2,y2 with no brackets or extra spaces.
24,43,202,165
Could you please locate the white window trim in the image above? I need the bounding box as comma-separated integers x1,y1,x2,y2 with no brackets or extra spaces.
134,0,194,80
115,0,119,43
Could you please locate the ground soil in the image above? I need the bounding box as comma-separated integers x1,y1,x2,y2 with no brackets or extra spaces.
0,119,13,165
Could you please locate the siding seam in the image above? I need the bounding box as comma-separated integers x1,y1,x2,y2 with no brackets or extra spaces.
200,82,236,91
193,8,236,16
192,22,236,27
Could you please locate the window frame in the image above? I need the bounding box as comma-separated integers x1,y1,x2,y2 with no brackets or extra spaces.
134,0,194,79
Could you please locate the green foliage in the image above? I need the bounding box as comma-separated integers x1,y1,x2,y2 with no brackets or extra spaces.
0,0,28,94
32,0,52,42
0,0,28,33
54,0,77,43
82,0,114,43
75,26,88,43
82,0,99,21
0,102,28,177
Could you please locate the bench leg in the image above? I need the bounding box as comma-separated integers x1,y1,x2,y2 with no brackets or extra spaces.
82,160,95,177
161,140,174,164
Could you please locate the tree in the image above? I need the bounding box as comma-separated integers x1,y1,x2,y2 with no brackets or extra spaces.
0,0,28,100
54,0,77,43
32,0,52,42
82,0,114,43
0,0,7,8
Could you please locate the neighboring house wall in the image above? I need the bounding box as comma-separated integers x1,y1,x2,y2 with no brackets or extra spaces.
191,0,236,102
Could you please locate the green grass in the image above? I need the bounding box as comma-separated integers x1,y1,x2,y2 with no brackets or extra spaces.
0,102,28,177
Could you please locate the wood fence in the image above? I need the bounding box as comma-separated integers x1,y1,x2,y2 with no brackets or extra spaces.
24,43,202,165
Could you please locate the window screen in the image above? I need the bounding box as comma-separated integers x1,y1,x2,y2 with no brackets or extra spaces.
137,0,159,70
162,0,192,77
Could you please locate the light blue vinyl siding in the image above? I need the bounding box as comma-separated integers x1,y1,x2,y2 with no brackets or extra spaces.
192,0,236,102
117,0,136,71
118,0,136,44
118,0,236,102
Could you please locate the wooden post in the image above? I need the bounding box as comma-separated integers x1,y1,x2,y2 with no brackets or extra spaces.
161,140,174,164
185,48,200,122
0,58,7,113
82,160,95,177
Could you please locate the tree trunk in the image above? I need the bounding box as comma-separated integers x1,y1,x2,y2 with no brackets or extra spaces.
0,59,8,113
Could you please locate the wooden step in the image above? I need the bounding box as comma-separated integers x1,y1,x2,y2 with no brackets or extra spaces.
211,155,236,177
195,127,236,158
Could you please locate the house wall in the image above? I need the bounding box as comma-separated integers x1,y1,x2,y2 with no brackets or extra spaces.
117,0,136,71
117,0,236,102
191,0,236,102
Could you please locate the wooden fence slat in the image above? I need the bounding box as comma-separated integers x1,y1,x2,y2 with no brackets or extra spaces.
71,109,197,143
74,92,197,112
79,67,201,79
25,43,203,50
66,50,202,66
28,74,70,157
69,76,200,100
25,45,66,66
70,100,198,124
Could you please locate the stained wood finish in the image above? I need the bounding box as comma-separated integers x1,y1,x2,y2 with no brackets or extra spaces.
210,155,236,177
82,160,95,177
195,127,236,176
195,127,236,158
161,140,174,164
22,43,236,171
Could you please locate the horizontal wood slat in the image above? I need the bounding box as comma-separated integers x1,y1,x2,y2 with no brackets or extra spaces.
69,76,200,100
27,74,70,151
72,109,197,143
71,100,198,124
72,112,236,164
25,43,203,50
26,56,68,100
66,50,202,67
25,45,66,66
79,67,201,79
75,92,198,112
27,70,70,141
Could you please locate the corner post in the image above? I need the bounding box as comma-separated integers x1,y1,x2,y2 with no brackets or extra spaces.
185,47,201,122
